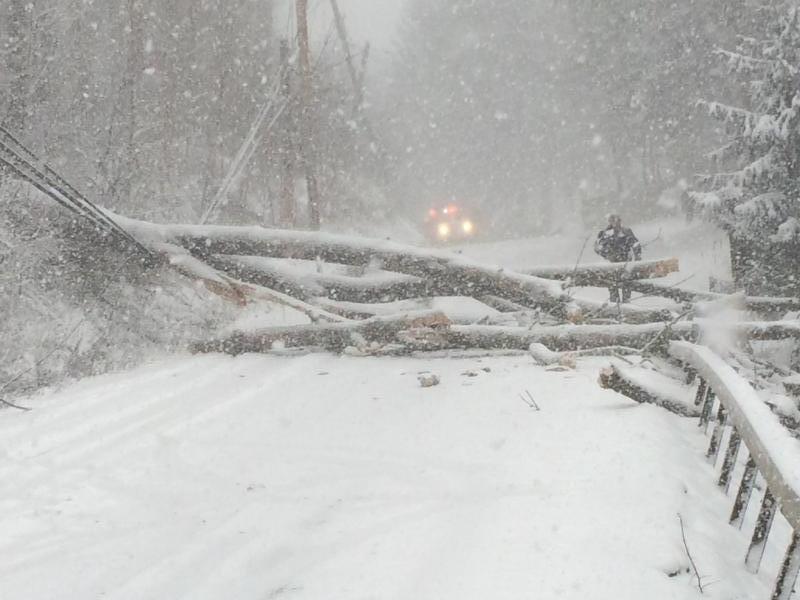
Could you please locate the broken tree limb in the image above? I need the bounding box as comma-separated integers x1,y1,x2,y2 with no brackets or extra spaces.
628,280,708,304
152,243,344,323
529,343,640,365
115,217,572,313
210,254,429,303
226,278,347,324
206,253,673,324
478,295,533,313
718,319,800,341
629,280,800,313
312,296,503,325
153,242,247,306
210,254,316,301
526,257,679,286
569,296,675,325
599,361,700,417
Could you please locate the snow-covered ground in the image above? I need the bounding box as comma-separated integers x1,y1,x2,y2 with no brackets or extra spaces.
3,219,784,599
0,352,791,600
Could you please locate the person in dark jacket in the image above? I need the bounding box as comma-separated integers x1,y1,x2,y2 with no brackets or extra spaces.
594,214,642,303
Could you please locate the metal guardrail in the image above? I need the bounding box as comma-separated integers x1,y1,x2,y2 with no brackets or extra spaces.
669,341,800,600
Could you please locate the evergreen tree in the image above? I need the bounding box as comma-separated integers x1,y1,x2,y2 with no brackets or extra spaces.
692,6,800,293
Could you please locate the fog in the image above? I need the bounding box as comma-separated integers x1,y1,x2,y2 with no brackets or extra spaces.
2,0,799,294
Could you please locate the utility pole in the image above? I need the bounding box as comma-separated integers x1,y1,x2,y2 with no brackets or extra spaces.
295,0,322,230
329,0,364,113
120,0,144,207
278,39,296,228
327,0,385,174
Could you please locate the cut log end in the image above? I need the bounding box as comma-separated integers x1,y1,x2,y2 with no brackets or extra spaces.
599,363,700,417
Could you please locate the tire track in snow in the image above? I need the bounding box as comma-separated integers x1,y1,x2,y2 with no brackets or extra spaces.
0,354,329,598
82,353,324,471
0,357,315,568
0,356,208,435
6,361,233,464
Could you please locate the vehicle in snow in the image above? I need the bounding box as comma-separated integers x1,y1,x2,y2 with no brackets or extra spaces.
423,202,479,244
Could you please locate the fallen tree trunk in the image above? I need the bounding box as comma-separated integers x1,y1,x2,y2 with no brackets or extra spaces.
211,254,430,303
311,296,528,326
121,216,684,323
194,317,800,356
192,310,450,354
150,243,344,322
445,322,697,351
210,254,315,300
526,257,679,286
629,280,800,313
446,319,800,352
214,252,672,324
117,216,573,313
448,320,800,351
599,361,700,417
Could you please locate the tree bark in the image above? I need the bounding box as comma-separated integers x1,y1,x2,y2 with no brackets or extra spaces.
295,0,322,229
629,280,800,313
329,0,363,114
525,257,679,286
119,218,572,311
204,252,671,323
278,39,297,228
192,310,450,354
207,254,428,303
190,313,800,355
119,0,145,206
4,0,29,132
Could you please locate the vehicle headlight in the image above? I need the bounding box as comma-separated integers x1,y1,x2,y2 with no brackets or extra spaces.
438,222,451,238
462,220,474,234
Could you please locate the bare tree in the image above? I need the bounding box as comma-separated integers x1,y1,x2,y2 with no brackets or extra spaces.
3,0,30,131
295,0,322,230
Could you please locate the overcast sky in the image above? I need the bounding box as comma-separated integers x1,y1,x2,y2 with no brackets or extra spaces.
276,0,405,62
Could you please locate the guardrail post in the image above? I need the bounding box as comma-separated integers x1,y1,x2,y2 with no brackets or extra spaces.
699,388,716,429
707,404,728,464
746,488,778,574
772,532,800,600
718,429,742,493
694,378,708,406
730,456,758,529
772,531,800,600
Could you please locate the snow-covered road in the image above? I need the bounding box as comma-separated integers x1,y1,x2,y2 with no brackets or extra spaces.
0,353,779,599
